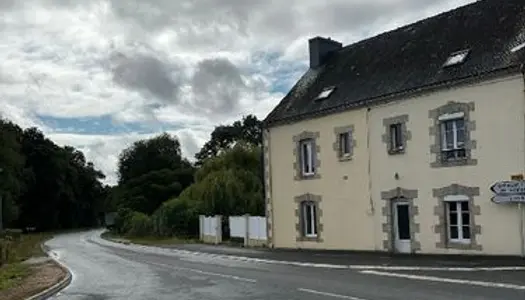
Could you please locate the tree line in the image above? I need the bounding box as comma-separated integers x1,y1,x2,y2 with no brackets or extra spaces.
0,119,108,231
107,114,264,238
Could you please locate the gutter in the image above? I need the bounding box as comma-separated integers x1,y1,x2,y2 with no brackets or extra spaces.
518,64,525,257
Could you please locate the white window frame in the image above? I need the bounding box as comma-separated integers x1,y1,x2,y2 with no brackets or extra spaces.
389,123,403,151
439,113,466,160
300,139,315,176
339,131,352,157
444,195,471,244
302,201,318,237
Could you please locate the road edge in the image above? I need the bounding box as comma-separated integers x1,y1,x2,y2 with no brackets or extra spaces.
24,243,73,300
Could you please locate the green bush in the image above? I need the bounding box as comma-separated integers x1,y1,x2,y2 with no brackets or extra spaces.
151,197,199,238
126,212,153,237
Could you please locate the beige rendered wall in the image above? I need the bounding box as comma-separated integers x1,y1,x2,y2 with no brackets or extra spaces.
368,74,525,255
266,74,525,255
266,108,376,250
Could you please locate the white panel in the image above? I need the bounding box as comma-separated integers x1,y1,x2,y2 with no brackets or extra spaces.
248,216,267,240
229,216,246,238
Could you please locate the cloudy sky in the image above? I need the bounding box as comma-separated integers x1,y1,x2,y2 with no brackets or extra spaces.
0,0,474,185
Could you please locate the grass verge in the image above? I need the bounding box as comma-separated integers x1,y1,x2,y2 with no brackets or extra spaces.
0,232,52,292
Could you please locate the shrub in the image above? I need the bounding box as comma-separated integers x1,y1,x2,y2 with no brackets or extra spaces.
151,197,199,238
126,212,153,237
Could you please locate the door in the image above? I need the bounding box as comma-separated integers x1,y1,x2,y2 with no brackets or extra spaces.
393,202,411,253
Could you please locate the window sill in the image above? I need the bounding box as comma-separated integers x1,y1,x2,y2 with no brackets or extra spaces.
388,148,405,155
446,240,476,250
338,155,353,162
297,236,322,243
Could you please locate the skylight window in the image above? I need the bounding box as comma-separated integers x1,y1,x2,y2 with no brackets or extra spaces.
315,87,335,101
443,50,470,67
511,42,525,53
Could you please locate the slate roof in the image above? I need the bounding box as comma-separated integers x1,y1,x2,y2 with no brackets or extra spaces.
264,0,525,128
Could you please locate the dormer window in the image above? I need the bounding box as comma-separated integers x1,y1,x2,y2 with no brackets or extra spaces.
511,42,525,53
443,50,470,67
314,87,335,101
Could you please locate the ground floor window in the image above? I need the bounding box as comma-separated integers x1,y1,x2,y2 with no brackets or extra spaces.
301,201,317,237
446,198,471,243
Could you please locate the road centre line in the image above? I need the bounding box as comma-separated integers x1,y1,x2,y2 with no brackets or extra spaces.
146,261,257,283
297,288,369,300
360,270,525,290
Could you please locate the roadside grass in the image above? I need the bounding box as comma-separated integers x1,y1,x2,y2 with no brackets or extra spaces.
101,231,198,246
0,232,52,291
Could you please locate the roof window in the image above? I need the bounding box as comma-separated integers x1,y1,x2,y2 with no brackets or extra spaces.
443,50,470,67
314,87,335,101
511,42,525,53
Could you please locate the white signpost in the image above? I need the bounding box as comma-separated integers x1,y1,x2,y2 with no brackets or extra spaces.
490,180,525,257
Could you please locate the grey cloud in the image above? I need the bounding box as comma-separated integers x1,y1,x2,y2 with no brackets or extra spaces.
191,58,246,115
110,52,180,103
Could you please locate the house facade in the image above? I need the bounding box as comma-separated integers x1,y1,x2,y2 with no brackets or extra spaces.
262,0,525,256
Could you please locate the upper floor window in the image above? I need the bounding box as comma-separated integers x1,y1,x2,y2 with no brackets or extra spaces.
389,123,403,151
339,132,351,157
300,139,315,176
440,113,466,161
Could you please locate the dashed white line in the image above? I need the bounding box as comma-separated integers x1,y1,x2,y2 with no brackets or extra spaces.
298,288,369,300
147,261,257,283
360,270,525,290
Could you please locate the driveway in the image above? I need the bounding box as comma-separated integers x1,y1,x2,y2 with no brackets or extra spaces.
45,230,525,300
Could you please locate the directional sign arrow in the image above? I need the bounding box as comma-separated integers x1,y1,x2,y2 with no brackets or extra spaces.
490,181,525,195
492,194,525,204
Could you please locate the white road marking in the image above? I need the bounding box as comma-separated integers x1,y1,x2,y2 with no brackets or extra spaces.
360,270,525,290
147,261,257,283
298,288,369,300
93,233,525,272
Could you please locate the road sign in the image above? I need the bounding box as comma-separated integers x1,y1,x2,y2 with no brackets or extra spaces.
490,181,525,195
492,194,525,204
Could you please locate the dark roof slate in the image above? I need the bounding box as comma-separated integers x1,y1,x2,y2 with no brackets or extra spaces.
264,0,525,127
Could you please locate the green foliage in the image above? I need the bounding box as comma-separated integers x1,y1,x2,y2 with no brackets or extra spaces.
126,212,153,237
195,114,262,166
114,133,195,215
0,118,107,231
111,115,264,239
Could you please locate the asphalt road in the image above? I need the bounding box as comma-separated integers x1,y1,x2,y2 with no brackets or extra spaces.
45,230,525,300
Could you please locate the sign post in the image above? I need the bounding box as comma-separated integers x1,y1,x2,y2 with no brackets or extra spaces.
490,179,525,257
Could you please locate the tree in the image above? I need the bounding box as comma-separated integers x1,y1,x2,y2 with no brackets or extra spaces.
0,119,107,231
115,133,195,214
194,114,262,165
185,142,264,217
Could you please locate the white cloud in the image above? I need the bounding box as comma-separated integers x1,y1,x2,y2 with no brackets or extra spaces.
0,0,476,185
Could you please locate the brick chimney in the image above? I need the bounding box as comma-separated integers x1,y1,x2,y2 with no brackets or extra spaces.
309,36,343,68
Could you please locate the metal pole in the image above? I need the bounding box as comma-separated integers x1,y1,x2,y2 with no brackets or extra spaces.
0,195,3,232
518,202,525,257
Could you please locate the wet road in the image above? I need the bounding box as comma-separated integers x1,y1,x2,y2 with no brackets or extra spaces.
46,230,525,300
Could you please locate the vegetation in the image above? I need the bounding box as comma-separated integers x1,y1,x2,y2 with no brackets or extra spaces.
109,114,264,240
0,119,108,231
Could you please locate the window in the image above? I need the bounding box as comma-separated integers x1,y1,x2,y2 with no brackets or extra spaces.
339,132,351,157
300,139,315,176
302,201,317,237
389,123,403,151
440,116,466,161
315,87,335,101
443,50,470,67
446,200,471,243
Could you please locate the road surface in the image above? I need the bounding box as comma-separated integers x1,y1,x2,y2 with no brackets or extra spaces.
45,230,525,300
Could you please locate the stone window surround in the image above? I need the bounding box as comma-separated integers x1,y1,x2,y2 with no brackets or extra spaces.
429,101,477,168
433,184,482,251
333,125,356,161
293,131,321,180
380,187,421,253
294,193,323,242
381,114,411,155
